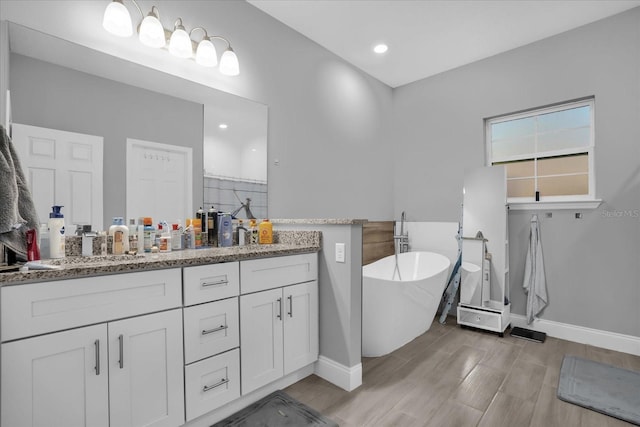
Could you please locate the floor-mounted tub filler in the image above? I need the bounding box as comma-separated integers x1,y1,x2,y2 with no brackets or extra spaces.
362,251,451,357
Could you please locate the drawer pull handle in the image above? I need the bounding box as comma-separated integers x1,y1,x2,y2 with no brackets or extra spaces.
94,339,101,375
118,334,124,369
276,298,282,320
202,325,227,335
287,295,293,317
203,378,229,392
201,278,228,288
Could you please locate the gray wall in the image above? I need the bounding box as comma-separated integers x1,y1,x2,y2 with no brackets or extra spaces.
9,54,204,230
1,1,638,359
1,0,395,217
393,8,640,337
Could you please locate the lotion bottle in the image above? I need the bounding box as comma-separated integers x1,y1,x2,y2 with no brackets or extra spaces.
109,217,129,255
48,205,65,259
258,219,273,244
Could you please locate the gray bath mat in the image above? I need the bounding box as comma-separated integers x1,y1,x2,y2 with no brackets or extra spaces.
557,355,640,425
212,390,339,427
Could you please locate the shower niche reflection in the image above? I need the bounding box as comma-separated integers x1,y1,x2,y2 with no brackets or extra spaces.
457,166,510,336
203,101,267,220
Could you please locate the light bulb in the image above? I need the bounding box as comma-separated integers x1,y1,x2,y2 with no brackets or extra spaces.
373,44,388,54
139,13,165,48
195,39,218,67
219,48,239,76
103,0,133,37
169,27,193,58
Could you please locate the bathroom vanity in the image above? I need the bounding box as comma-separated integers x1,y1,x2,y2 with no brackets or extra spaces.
0,235,320,427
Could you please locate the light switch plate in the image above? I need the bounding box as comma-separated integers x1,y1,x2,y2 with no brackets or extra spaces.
335,243,345,263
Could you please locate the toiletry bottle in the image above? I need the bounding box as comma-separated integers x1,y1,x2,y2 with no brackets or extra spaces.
109,217,129,255
259,219,273,244
237,219,247,246
39,223,50,259
26,229,40,261
171,223,182,250
192,218,203,248
208,206,218,247
143,217,156,252
128,219,138,252
48,205,65,258
137,217,145,253
218,213,233,247
159,227,172,253
196,207,207,245
249,219,259,244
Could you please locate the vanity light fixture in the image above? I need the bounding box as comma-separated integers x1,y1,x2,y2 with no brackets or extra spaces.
218,123,228,129
102,0,240,76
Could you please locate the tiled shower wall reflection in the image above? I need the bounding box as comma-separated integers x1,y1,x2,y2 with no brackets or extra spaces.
204,176,267,220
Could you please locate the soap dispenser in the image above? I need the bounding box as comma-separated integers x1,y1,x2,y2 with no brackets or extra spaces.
48,206,65,259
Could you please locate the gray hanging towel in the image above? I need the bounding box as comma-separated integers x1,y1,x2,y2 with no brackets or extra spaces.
0,125,40,260
523,214,548,324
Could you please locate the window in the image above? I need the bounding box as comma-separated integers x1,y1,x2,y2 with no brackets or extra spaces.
486,98,595,205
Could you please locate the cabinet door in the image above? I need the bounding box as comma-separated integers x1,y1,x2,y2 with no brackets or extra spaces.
108,309,185,427
1,324,109,427
283,281,319,374
240,288,284,394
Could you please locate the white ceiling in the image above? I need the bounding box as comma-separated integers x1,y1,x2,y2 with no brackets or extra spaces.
247,0,640,88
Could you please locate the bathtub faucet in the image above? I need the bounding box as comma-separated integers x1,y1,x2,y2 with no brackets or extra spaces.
394,211,409,253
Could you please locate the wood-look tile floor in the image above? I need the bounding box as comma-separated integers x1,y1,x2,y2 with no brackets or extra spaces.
284,318,640,427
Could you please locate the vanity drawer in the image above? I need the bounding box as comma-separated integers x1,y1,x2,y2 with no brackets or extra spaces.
183,262,240,306
183,297,239,364
457,305,506,332
1,269,182,342
240,253,317,294
185,348,240,421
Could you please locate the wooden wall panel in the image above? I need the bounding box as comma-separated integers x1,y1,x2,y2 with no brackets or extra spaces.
362,221,395,266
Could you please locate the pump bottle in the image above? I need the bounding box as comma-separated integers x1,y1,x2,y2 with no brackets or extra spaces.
48,205,65,258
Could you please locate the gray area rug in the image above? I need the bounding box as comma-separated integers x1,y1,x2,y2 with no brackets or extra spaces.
213,390,339,427
558,355,640,425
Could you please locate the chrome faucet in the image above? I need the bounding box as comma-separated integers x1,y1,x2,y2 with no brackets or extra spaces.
394,211,409,253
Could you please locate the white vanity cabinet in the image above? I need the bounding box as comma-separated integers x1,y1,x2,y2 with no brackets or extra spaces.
182,262,241,422
1,324,110,427
0,270,185,427
240,253,318,395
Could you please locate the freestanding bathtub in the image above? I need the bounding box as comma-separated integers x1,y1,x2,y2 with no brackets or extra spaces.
362,251,451,357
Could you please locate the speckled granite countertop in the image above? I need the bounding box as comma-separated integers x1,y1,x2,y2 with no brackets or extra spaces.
0,231,321,286
271,219,367,225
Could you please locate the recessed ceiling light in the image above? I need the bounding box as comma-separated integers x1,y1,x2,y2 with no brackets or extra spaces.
219,123,228,129
373,44,388,54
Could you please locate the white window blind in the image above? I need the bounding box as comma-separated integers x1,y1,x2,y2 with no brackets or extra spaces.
486,98,595,203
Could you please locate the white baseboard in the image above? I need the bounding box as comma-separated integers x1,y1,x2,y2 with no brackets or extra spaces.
314,355,362,391
510,314,640,356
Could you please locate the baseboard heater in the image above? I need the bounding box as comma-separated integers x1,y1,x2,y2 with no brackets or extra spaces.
510,326,547,343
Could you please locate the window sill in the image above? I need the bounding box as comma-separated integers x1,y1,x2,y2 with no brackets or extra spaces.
508,199,603,211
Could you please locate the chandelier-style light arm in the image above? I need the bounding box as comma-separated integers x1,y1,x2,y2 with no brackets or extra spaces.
208,35,232,50
129,0,145,21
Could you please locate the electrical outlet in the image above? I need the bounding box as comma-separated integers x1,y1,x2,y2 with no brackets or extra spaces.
335,243,345,263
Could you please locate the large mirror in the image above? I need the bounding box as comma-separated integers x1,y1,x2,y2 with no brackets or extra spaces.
4,22,267,231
